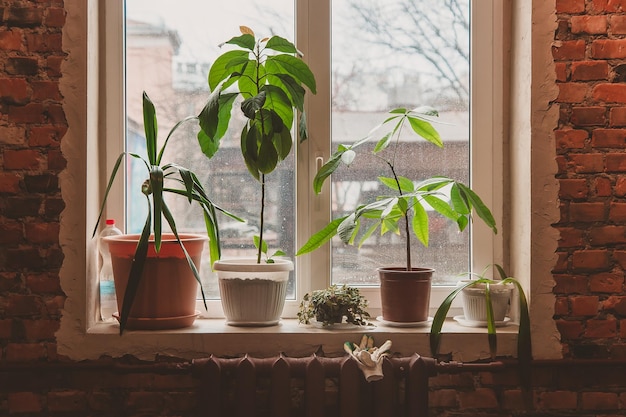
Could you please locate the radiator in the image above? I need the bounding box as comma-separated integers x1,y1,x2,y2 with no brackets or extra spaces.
192,353,436,417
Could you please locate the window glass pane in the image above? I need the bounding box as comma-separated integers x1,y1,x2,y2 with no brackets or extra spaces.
125,1,295,299
330,0,470,286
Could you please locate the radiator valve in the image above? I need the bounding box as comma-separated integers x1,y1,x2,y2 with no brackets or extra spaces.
344,335,392,382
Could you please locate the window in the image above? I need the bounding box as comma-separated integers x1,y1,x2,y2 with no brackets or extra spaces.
103,0,503,319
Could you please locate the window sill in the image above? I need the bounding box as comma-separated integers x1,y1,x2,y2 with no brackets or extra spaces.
79,318,520,362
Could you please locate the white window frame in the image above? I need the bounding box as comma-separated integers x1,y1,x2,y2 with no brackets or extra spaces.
101,0,504,320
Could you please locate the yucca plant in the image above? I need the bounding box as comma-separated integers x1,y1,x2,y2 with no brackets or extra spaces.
93,91,240,334
296,106,497,270
197,26,316,263
429,264,531,387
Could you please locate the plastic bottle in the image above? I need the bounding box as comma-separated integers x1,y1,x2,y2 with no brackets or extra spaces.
98,219,123,321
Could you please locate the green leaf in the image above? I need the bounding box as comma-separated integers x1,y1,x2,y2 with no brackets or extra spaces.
149,166,164,252
241,124,260,180
265,35,298,53
450,184,471,214
262,84,294,128
423,194,457,221
253,235,269,254
273,125,293,161
378,176,413,193
258,134,279,174
225,33,255,50
197,91,237,158
241,90,267,119
299,111,308,143
337,213,358,244
313,153,342,194
296,216,347,255
410,105,439,117
208,50,249,91
92,152,126,238
142,92,158,165
267,54,317,94
412,201,429,246
457,182,498,233
238,60,263,98
373,132,393,153
358,221,381,248
266,72,306,111
408,116,443,148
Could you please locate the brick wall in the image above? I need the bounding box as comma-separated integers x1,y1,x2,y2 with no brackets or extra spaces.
2,0,626,416
553,0,626,360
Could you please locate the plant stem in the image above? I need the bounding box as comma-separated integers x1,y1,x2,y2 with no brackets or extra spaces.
387,161,412,271
258,173,265,264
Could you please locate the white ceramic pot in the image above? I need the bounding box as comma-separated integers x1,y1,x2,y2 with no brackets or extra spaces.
459,281,513,322
214,258,293,326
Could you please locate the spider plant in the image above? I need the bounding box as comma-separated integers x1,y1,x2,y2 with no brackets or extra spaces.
92,91,241,334
429,264,531,385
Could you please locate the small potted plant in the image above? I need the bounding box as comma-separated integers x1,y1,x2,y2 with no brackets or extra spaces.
93,91,239,333
297,106,497,324
429,264,531,387
197,26,316,326
298,284,371,327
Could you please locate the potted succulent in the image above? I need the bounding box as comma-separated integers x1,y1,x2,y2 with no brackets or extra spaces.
197,26,316,326
297,284,371,328
297,106,497,324
429,264,531,389
93,91,239,333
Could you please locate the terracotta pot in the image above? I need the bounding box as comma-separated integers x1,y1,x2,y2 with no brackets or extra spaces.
104,233,207,330
214,258,293,326
378,267,433,322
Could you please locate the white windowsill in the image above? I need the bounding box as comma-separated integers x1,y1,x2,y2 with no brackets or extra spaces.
82,318,521,362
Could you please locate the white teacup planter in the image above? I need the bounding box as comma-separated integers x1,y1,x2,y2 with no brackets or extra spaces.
459,280,514,323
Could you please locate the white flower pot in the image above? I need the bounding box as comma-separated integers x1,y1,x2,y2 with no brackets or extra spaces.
459,281,513,322
214,258,293,326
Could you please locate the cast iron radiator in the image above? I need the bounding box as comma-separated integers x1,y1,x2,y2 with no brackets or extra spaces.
192,353,436,417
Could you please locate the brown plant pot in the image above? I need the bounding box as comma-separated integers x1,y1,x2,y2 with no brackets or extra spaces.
105,233,207,330
378,267,433,322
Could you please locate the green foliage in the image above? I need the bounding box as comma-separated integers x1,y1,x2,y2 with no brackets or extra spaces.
297,284,371,326
297,107,497,270
93,92,242,334
198,26,316,263
429,264,531,367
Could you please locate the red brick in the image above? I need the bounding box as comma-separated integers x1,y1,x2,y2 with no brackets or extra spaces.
47,390,88,412
429,389,457,408
6,56,38,75
558,82,588,103
8,103,46,123
44,103,66,124
25,33,62,53
559,178,588,199
553,40,586,61
5,343,47,361
609,107,626,126
538,390,578,409
23,319,60,340
46,55,64,78
558,227,584,247
610,15,626,35
603,296,626,315
571,106,606,126
45,7,66,28
555,297,569,315
556,155,567,174
606,153,626,171
609,202,626,221
0,77,31,104
592,128,626,147
554,274,589,294
571,61,609,81
458,388,498,409
0,319,12,338
25,273,62,293
614,250,626,267
592,39,626,58
556,0,586,13
595,176,612,196
571,296,599,316
0,29,24,51
47,149,66,171
591,0,609,11
616,177,626,196
569,153,604,173
6,7,44,27
24,174,59,193
0,172,21,194
571,15,608,34
6,294,44,316
557,320,585,340
592,83,626,103
586,318,617,338
555,128,587,149
0,221,23,244
589,225,626,245
570,202,605,221
555,62,568,81
590,272,624,292
3,149,42,170
31,80,61,101
29,126,66,147
45,295,66,315
608,0,626,11
0,126,26,145
555,252,569,272
25,222,59,243
572,249,610,271
8,392,43,413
